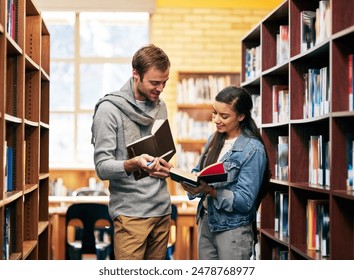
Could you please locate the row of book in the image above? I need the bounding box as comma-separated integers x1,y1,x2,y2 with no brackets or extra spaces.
309,135,330,187
303,66,330,119
276,136,288,181
347,134,354,191
6,0,17,40
3,141,14,194
349,54,354,112
175,111,214,140
272,246,288,260
2,207,11,260
300,1,331,53
176,75,234,104
306,199,330,257
251,94,261,128
175,144,200,172
274,194,330,258
244,46,261,81
276,25,289,65
274,132,354,191
272,85,289,123
274,191,288,239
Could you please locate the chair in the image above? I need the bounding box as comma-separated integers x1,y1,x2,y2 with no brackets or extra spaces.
72,186,108,196
165,204,178,260
65,203,114,260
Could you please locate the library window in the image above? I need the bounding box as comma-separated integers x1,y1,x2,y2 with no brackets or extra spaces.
42,11,150,168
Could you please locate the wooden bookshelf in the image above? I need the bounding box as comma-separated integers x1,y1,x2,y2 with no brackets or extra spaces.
241,0,354,260
0,0,50,260
173,72,240,194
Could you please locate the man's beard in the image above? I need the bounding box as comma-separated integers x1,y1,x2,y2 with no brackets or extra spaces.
137,82,149,100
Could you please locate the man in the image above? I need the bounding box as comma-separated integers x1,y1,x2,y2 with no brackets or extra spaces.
91,44,172,260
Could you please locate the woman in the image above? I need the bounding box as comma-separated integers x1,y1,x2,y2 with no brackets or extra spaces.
180,86,270,260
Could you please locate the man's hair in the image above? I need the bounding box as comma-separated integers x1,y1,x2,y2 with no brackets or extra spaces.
132,44,170,80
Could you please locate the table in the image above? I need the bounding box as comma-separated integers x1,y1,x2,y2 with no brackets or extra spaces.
49,195,199,260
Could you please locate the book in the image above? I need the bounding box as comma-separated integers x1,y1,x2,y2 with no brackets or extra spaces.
276,136,289,181
6,145,14,192
277,25,289,64
3,206,11,259
272,85,288,123
3,141,7,194
319,201,330,257
347,134,354,191
306,199,329,252
274,191,287,232
169,162,227,187
126,119,176,180
315,1,330,45
279,192,289,239
300,10,316,53
349,54,353,111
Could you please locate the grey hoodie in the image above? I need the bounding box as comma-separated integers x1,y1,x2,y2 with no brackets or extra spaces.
91,77,171,219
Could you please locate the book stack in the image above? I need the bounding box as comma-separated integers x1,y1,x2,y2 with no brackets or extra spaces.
276,136,289,181
272,85,289,123
276,25,289,65
349,54,353,111
300,10,316,52
274,191,289,239
306,199,330,257
245,46,261,80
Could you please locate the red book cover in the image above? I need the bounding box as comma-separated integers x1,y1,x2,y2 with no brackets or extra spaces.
349,54,353,111
170,162,227,187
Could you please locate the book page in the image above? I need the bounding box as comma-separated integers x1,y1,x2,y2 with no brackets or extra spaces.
151,119,165,134
126,134,153,147
170,168,198,182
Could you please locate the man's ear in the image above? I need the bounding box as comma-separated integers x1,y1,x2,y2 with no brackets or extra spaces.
132,69,139,79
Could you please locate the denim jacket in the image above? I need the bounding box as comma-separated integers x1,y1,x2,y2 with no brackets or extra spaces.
190,131,267,232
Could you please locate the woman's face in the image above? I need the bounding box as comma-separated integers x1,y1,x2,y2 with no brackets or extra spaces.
212,101,245,139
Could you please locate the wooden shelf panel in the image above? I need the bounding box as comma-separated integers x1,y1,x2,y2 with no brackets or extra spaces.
0,0,50,260
242,0,354,260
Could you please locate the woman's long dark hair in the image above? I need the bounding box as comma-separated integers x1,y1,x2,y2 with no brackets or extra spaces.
202,86,271,210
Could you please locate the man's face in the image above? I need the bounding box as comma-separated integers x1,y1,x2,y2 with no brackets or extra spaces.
133,67,170,102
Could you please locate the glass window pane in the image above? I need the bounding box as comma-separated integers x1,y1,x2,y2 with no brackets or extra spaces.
77,113,95,165
80,63,131,110
49,114,75,164
42,12,75,59
47,11,151,168
80,12,149,57
50,62,75,111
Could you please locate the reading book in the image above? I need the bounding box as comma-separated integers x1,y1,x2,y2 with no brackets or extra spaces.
169,162,227,187
126,119,176,180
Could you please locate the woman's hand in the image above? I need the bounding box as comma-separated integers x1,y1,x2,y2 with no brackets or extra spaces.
180,180,216,198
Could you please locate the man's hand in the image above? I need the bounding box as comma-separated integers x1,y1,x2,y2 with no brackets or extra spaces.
148,157,173,179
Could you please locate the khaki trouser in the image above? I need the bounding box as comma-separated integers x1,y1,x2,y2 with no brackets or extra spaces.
114,214,170,260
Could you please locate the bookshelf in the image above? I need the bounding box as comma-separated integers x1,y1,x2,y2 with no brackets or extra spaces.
0,0,50,260
241,0,354,259
174,72,240,194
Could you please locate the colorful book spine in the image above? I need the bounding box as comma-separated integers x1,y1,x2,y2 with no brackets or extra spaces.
6,146,14,192
349,54,353,111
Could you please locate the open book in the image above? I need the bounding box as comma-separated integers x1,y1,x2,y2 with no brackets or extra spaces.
126,119,176,180
169,162,227,187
